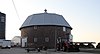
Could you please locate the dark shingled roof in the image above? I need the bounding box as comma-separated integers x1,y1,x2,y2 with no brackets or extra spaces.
20,12,72,29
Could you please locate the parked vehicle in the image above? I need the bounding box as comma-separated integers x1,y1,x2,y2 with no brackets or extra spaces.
96,42,100,49
1,40,11,49
56,41,80,52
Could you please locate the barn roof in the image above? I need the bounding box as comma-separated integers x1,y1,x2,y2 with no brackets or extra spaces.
20,10,72,29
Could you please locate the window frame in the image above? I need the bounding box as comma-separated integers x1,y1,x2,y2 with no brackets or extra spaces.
45,37,49,42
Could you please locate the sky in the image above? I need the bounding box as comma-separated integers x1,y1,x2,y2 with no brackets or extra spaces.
0,0,100,44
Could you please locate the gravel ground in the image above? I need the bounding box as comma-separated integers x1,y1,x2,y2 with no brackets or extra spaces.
0,48,99,54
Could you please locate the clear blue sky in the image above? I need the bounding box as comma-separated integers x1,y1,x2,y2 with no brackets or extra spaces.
0,0,100,43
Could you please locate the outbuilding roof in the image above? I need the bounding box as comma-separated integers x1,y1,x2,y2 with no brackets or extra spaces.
20,11,72,29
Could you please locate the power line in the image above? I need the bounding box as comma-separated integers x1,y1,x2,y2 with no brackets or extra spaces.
11,0,28,36
12,0,21,22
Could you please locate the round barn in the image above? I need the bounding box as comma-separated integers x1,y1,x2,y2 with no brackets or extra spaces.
20,10,72,49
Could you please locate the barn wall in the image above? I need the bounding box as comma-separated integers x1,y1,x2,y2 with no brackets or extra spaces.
21,26,71,48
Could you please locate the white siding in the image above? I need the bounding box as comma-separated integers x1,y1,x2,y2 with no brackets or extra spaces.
22,37,27,47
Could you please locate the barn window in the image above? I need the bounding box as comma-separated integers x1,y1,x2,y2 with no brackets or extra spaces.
34,38,37,42
34,26,37,29
45,37,49,42
63,27,66,31
66,28,71,33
